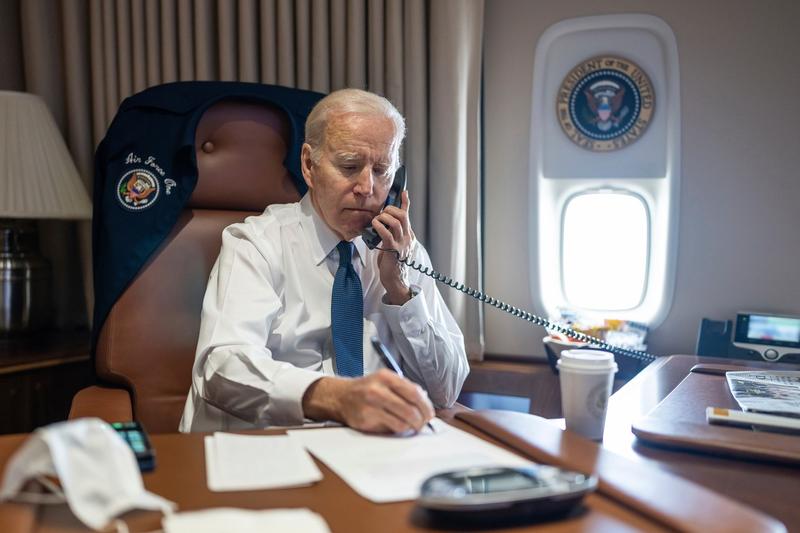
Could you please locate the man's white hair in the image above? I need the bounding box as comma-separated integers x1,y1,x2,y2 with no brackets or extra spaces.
304,88,406,171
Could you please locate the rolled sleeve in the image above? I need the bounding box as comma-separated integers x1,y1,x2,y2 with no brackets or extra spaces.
248,358,324,425
381,284,428,337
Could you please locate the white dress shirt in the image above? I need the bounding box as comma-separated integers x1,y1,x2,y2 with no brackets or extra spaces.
179,194,469,432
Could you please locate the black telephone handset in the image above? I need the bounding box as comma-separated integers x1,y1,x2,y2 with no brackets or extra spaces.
362,165,406,250
360,165,657,365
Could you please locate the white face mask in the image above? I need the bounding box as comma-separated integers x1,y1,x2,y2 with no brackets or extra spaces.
0,418,175,531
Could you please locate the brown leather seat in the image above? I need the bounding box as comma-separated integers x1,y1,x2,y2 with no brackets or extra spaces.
71,101,303,433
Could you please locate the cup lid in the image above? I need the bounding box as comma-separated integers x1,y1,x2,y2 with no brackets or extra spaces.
557,349,618,372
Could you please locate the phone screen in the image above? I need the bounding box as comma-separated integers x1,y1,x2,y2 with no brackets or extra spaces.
111,421,156,471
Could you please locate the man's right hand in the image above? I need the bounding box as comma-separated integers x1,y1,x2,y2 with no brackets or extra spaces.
301,370,435,434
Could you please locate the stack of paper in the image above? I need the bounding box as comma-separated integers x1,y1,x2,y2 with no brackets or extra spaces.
287,418,534,502
726,371,800,416
204,433,322,492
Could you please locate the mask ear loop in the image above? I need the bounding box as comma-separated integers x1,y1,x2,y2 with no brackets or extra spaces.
112,505,176,533
112,518,169,533
11,478,173,533
113,519,131,533
10,475,67,504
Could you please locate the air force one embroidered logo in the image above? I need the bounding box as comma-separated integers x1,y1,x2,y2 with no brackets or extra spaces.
557,56,655,152
117,169,160,210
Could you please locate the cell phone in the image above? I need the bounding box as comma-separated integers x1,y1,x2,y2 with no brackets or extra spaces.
111,421,156,472
361,165,407,249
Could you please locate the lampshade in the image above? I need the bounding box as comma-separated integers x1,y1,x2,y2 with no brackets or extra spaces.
0,91,92,219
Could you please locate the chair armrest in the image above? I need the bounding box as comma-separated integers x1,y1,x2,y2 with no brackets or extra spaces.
69,386,133,423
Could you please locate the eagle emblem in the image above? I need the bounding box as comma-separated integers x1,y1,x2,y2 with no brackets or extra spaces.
117,169,160,210
585,81,628,132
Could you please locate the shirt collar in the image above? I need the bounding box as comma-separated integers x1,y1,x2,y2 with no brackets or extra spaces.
300,194,367,267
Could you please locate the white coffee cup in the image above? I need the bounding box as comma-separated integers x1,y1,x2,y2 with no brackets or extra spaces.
557,349,618,440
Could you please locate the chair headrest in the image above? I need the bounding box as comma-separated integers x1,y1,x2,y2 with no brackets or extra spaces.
190,100,303,211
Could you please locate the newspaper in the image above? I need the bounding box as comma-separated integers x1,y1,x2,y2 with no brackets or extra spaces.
725,371,800,417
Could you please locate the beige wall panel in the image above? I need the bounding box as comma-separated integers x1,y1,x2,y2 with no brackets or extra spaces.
484,0,800,358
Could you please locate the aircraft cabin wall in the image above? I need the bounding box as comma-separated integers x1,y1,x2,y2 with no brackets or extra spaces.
484,0,800,359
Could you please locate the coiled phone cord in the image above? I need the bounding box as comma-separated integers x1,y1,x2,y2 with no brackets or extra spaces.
382,248,658,364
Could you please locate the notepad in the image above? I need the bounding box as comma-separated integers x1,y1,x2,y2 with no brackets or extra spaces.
204,433,322,492
287,418,534,503
163,508,330,533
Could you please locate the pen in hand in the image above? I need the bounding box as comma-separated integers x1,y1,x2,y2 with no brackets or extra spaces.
370,336,436,434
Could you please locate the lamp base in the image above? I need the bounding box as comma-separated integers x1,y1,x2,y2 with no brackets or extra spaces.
0,220,52,335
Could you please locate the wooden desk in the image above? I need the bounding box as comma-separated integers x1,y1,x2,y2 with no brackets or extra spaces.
601,355,799,532
460,358,563,418
460,358,628,420
0,402,785,533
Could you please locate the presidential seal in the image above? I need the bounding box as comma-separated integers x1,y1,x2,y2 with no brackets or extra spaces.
117,169,160,210
557,56,655,152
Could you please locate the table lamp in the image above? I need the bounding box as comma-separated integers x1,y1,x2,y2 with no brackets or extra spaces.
0,91,92,335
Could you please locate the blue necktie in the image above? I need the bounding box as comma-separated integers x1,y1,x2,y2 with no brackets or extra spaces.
331,241,363,377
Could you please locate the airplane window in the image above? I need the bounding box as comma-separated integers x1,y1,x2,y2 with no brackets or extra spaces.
561,190,649,311
525,14,680,327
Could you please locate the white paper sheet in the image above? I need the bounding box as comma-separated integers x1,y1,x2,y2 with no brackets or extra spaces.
204,433,322,492
287,418,534,503
163,507,330,533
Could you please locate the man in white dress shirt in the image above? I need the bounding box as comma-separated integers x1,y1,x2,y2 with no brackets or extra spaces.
180,88,469,434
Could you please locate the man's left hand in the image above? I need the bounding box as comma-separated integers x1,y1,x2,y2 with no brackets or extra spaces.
372,190,415,305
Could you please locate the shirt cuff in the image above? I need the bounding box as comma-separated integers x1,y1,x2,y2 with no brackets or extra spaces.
267,364,326,425
382,284,429,338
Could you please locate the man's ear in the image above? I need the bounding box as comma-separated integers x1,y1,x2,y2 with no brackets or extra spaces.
300,143,315,190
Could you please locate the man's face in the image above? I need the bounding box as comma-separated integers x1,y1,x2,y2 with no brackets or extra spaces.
302,112,398,241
